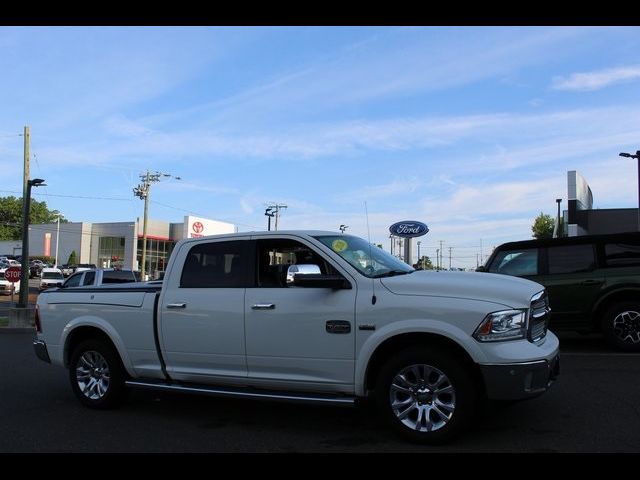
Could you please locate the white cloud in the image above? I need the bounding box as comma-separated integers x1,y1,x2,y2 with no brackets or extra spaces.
552,65,640,91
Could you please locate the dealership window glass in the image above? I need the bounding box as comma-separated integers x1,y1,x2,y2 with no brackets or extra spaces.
604,243,640,267
98,236,126,269
488,249,538,276
547,244,595,274
180,241,247,288
136,238,176,279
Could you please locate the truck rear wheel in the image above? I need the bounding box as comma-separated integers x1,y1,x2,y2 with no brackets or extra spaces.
602,302,640,352
375,346,477,443
69,339,127,409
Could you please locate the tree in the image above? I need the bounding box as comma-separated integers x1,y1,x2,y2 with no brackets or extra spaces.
532,212,554,239
67,250,77,266
414,255,434,270
0,196,67,240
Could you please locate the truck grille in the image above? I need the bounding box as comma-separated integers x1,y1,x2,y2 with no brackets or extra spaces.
529,291,549,343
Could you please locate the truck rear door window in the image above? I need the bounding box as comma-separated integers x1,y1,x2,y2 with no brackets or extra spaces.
180,241,248,288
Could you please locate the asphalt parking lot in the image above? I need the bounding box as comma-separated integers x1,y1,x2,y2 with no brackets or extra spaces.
1,327,639,453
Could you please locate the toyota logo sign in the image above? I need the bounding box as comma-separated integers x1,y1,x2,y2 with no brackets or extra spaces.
192,221,204,234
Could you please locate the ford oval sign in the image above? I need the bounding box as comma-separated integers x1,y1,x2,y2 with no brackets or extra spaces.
389,221,429,238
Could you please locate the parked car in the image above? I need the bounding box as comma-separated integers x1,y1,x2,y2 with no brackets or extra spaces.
60,265,74,277
74,263,97,273
39,268,65,291
34,230,559,443
479,231,640,351
62,268,139,288
62,268,138,288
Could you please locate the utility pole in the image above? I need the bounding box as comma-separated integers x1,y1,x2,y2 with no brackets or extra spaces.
134,170,180,280
449,246,453,270
23,126,30,209
417,241,421,268
266,203,287,231
439,240,444,270
18,126,31,308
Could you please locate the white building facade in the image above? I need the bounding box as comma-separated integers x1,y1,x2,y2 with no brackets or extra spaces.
2,215,235,278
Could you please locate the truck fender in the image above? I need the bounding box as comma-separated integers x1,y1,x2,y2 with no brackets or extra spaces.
354,319,485,397
60,316,136,377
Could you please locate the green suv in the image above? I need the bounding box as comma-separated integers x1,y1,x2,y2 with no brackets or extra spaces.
479,232,640,351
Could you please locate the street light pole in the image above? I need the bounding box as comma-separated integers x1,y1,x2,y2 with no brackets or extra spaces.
417,241,421,268
339,224,348,234
265,207,274,231
18,178,46,308
619,150,640,231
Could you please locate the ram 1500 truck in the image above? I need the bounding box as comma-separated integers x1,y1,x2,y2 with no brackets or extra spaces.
34,231,559,443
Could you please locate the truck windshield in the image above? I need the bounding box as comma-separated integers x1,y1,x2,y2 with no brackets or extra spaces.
314,235,414,278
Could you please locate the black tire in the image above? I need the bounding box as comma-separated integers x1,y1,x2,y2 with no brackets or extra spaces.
68,339,127,409
374,346,477,444
602,302,640,352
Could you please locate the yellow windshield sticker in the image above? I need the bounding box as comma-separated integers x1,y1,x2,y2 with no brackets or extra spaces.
332,239,348,252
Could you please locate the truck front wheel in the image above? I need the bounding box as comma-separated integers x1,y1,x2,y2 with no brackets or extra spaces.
375,347,477,443
69,339,127,409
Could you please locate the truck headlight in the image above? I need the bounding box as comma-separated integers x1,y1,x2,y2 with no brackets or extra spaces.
473,309,528,342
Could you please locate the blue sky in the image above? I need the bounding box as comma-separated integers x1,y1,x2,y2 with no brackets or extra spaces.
1,26,640,268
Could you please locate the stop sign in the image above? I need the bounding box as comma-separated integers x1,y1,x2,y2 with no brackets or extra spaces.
4,266,21,283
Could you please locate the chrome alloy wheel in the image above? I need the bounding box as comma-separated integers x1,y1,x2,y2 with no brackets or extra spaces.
75,351,111,400
613,310,640,345
389,364,456,432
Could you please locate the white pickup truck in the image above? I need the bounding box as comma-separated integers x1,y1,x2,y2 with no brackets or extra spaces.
34,231,559,443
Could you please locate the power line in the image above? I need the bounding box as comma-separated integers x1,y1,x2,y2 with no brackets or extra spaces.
0,189,133,202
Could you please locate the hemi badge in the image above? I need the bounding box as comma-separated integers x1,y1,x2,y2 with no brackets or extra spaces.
358,325,375,331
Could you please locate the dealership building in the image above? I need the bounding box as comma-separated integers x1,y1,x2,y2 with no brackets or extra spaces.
0,215,235,278
565,170,639,236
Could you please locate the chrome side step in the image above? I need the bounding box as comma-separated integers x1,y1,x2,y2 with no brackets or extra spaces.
125,380,356,407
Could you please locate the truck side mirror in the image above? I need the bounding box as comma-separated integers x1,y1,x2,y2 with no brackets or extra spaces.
286,264,321,284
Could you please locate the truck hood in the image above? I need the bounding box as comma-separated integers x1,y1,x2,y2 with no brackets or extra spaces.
380,270,543,308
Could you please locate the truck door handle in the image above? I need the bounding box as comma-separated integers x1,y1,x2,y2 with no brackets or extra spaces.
580,280,602,286
166,303,187,309
252,303,275,310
